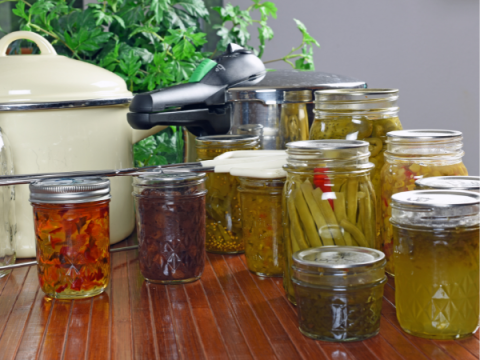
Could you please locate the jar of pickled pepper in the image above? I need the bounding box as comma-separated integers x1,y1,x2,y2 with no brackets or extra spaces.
238,177,285,277
380,130,468,275
283,140,377,304
196,135,260,254
292,246,386,341
416,176,479,193
133,172,206,284
280,90,311,147
30,177,111,299
310,89,403,247
391,190,479,340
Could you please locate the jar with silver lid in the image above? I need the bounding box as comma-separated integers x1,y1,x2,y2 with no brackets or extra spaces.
292,246,386,342
196,135,260,254
283,140,377,304
390,190,479,340
380,129,468,275
133,172,206,284
416,176,479,192
29,177,111,299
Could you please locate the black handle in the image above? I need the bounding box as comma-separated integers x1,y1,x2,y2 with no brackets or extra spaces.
127,106,231,137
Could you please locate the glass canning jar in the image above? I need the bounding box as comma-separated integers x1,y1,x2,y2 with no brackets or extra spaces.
380,130,468,275
280,90,312,147
133,172,206,284
390,190,479,340
196,135,260,254
416,176,479,192
238,177,285,277
310,89,403,245
292,246,386,341
29,177,111,299
283,140,377,304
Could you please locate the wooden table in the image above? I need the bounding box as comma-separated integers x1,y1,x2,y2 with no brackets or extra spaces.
0,234,478,360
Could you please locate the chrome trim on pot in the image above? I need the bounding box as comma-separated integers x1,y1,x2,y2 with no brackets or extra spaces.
0,97,132,111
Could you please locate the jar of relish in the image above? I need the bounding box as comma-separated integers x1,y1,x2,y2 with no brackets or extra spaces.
30,177,111,299
380,130,468,275
391,190,479,340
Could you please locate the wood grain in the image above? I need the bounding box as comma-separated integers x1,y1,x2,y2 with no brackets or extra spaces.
0,234,477,360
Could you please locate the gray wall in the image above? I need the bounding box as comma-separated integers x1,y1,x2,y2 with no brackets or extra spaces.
231,0,479,174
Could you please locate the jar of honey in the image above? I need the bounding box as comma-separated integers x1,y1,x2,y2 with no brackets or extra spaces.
390,190,479,340
196,135,260,254
380,130,468,275
30,177,111,299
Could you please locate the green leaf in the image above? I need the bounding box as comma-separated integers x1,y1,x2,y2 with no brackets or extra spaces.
293,19,320,47
12,2,28,21
172,0,209,20
172,38,195,60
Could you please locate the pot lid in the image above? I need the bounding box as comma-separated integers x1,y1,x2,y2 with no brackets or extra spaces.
0,31,132,110
227,69,366,104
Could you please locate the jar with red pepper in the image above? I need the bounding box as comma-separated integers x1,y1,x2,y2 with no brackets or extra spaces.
30,177,111,299
380,130,468,276
283,140,376,304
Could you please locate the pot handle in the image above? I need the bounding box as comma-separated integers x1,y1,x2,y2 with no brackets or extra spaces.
0,31,57,57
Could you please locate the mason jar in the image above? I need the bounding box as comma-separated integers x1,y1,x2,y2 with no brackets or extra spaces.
416,176,479,192
292,246,386,341
380,130,468,275
196,135,260,254
280,90,311,147
238,177,285,277
133,172,206,284
310,89,403,246
390,190,479,340
30,177,111,299
283,140,377,304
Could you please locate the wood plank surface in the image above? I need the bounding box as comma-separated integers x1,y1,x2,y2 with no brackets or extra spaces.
0,234,477,360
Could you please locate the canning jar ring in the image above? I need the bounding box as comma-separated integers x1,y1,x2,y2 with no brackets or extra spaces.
292,275,387,292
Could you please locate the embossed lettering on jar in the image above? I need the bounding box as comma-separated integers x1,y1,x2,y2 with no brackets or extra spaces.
390,190,479,340
380,130,468,275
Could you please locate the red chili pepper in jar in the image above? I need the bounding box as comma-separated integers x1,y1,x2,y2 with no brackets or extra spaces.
313,168,334,209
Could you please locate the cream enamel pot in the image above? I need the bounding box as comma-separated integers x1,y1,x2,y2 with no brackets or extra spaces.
0,31,164,257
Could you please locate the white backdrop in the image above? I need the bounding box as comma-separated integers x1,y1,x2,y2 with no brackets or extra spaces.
230,0,479,174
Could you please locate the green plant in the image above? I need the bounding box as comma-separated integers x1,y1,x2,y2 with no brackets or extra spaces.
134,126,184,167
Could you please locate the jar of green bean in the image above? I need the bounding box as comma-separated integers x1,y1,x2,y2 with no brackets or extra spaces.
283,140,376,305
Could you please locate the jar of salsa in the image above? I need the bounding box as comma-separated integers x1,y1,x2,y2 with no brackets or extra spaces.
196,135,260,254
283,140,377,304
380,130,468,275
390,190,479,340
133,172,206,284
238,177,285,277
292,246,386,341
310,89,403,246
30,177,111,299
416,176,479,193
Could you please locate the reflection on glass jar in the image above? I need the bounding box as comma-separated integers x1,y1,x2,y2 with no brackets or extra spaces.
391,190,479,340
133,172,206,284
310,89,402,248
196,135,260,254
380,130,468,275
292,246,386,341
30,177,111,299
415,176,479,193
280,90,311,147
238,177,285,277
283,140,376,304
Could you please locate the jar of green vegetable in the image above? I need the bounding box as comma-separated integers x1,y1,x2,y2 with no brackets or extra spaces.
283,140,376,304
280,90,311,148
196,135,260,254
310,89,402,248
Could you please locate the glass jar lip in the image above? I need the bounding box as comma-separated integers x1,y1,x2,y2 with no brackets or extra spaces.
314,88,398,101
386,129,462,140
29,176,111,204
196,134,259,145
292,246,386,270
415,176,480,191
286,139,368,150
283,90,312,102
391,190,479,209
134,172,206,184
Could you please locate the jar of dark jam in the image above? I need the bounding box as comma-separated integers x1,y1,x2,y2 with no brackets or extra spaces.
133,172,206,284
30,177,111,299
292,246,386,342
